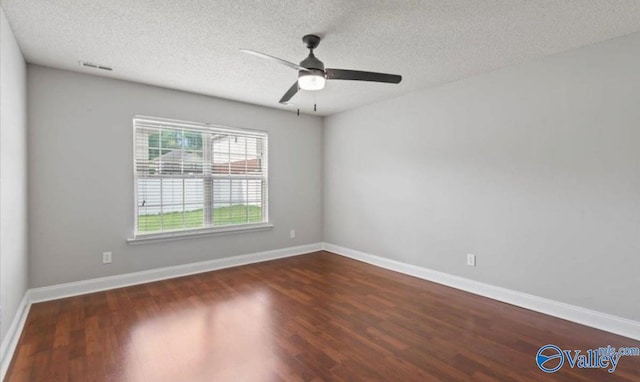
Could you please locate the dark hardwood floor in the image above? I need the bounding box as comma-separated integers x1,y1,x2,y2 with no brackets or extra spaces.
5,251,640,381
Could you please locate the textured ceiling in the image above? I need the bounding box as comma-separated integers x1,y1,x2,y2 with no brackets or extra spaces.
2,1,640,116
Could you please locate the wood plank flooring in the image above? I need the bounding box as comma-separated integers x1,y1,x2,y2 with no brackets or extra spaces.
5,251,640,381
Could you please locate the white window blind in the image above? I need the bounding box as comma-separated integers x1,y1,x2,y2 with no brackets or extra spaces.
133,117,268,237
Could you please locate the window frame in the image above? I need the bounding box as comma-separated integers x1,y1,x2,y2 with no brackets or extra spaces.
129,116,272,243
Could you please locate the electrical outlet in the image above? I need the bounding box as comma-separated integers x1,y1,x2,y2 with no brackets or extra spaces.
103,251,112,264
467,254,476,267
289,229,296,239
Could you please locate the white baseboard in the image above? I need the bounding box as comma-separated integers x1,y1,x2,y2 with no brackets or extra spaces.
1,292,31,380
323,243,640,341
30,242,323,303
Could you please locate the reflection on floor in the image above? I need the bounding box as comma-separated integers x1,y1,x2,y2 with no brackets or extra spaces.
126,290,275,381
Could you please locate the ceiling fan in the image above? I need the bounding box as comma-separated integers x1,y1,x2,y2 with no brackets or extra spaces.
241,34,402,104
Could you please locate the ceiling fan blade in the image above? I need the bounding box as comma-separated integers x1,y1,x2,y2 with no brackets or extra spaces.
325,69,402,84
240,49,306,71
279,82,299,104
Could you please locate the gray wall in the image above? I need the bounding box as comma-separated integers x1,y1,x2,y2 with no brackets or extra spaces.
324,32,640,321
28,65,323,288
0,8,28,341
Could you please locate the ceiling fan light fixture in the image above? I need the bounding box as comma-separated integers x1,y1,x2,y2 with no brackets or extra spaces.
298,70,325,91
241,34,401,104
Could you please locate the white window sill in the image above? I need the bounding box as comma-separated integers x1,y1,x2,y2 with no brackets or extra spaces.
127,222,274,245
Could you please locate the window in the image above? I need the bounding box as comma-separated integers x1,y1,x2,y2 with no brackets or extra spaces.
133,117,268,238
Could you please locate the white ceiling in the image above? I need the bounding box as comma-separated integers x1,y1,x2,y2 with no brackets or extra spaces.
2,1,640,116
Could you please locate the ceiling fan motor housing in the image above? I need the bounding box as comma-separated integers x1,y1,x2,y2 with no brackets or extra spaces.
300,53,325,71
300,34,325,72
